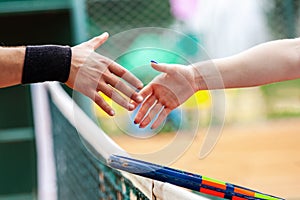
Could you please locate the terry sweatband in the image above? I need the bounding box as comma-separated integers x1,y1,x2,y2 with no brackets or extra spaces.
22,45,71,84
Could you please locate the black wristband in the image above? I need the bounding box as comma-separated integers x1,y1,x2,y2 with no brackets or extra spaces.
22,45,71,84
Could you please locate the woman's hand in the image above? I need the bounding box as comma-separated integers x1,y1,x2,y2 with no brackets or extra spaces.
134,62,198,129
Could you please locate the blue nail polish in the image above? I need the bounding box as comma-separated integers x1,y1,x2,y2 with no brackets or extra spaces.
151,60,158,64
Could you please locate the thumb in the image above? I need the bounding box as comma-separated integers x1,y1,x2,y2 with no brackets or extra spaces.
88,32,109,50
150,61,174,74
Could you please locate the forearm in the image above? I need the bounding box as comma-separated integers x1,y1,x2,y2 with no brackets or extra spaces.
0,45,71,88
195,38,300,90
0,47,25,88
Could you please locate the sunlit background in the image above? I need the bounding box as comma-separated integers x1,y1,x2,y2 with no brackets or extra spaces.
0,0,300,199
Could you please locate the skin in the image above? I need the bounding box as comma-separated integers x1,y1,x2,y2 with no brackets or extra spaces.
0,32,144,116
0,46,25,88
134,38,300,129
134,63,198,129
66,32,143,116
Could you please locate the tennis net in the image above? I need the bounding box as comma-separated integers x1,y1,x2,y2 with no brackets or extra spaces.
31,82,210,200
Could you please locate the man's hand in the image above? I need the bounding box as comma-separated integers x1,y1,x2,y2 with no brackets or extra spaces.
134,62,198,129
66,32,144,116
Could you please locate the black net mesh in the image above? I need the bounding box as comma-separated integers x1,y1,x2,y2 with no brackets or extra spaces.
49,94,149,200
86,0,174,36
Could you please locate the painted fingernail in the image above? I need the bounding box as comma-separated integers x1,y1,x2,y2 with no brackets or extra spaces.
151,60,158,64
138,122,143,128
140,122,147,128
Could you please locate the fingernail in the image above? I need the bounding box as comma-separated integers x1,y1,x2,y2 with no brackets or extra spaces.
134,120,137,124
151,60,158,64
136,96,143,102
140,122,147,128
138,83,144,89
129,104,135,110
110,110,115,116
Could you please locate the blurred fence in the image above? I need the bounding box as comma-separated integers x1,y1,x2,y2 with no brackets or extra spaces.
262,0,300,119
85,0,300,41
266,0,300,39
84,0,300,122
86,0,174,36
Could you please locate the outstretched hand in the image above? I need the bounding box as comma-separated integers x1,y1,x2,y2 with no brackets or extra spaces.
134,62,199,129
66,32,144,116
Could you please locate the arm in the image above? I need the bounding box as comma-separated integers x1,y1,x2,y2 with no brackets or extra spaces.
197,38,300,90
0,32,144,116
0,47,25,88
134,38,300,129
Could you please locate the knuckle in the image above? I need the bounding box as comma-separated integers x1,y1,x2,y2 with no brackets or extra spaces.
106,89,113,98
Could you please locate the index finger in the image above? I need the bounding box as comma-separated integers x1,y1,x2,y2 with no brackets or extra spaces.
92,52,144,89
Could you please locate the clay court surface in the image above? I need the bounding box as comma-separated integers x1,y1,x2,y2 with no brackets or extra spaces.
111,118,300,199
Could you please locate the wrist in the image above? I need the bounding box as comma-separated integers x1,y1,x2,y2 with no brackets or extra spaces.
22,45,71,84
189,64,206,91
11,47,26,85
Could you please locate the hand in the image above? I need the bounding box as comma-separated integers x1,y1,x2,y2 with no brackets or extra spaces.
134,62,199,129
66,32,144,116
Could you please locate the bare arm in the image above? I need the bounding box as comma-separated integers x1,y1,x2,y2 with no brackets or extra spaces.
0,33,144,116
196,38,300,90
135,38,300,129
0,47,25,88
